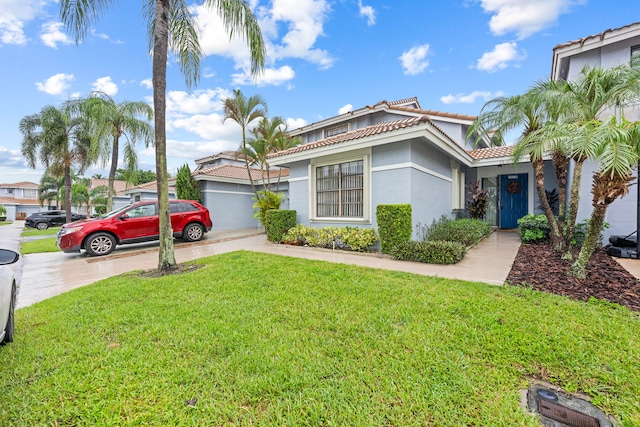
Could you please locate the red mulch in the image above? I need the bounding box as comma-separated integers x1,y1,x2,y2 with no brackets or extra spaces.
506,243,640,312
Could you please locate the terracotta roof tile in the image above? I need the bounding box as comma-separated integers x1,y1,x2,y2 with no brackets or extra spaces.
0,181,39,189
90,179,129,195
270,116,433,159
0,196,41,205
467,145,515,160
196,164,289,181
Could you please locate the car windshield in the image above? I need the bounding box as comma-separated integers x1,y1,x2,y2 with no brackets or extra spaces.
101,204,133,219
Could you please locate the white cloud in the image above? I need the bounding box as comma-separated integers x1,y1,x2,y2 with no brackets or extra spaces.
40,21,72,48
286,117,307,130
399,43,430,75
440,90,504,104
476,42,525,72
166,138,239,161
231,65,295,86
358,1,376,26
165,88,231,117
0,0,51,46
478,0,584,39
92,76,118,96
171,113,241,143
338,104,353,115
140,78,152,89
0,146,24,167
36,73,75,95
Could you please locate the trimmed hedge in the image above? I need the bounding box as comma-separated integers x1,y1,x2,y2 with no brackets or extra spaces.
426,217,491,246
376,204,412,254
282,224,378,252
390,240,467,265
265,209,297,243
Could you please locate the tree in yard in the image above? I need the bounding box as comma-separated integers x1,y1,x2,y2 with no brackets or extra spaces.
20,104,96,223
81,93,154,212
38,170,66,209
223,90,268,198
59,0,266,271
175,164,201,203
568,117,640,278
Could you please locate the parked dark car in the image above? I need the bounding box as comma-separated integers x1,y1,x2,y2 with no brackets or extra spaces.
25,211,87,230
56,200,213,256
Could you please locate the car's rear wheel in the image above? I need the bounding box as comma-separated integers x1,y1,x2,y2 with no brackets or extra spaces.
85,232,116,256
1,283,16,345
183,223,205,242
35,222,49,230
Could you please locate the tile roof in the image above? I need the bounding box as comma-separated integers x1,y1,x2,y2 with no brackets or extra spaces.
196,164,289,181
0,196,41,206
126,180,176,192
269,116,433,159
0,181,39,189
553,21,640,50
467,145,515,160
194,150,247,164
390,105,477,121
90,179,129,195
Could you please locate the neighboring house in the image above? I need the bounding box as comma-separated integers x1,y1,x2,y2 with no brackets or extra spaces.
193,151,289,231
122,180,177,203
552,21,640,240
267,97,540,236
0,182,43,221
78,179,131,215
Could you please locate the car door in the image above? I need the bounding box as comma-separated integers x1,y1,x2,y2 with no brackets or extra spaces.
169,201,198,233
116,202,159,240
48,211,66,226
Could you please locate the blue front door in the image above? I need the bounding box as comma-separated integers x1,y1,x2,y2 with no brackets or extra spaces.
499,174,528,229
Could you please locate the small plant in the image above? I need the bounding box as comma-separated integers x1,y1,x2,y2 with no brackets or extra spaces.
538,188,559,215
517,214,551,244
467,181,488,220
376,204,412,254
265,210,297,243
282,224,378,252
390,240,467,264
572,219,609,248
425,216,491,246
253,190,285,227
0,204,6,221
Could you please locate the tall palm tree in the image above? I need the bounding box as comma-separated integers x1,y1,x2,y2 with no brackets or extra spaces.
242,116,287,192
81,93,154,211
38,169,66,209
59,0,266,271
223,89,268,198
20,104,96,223
469,91,566,250
568,117,640,278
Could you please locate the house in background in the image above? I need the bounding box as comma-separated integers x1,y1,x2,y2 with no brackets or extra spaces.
552,21,640,241
267,97,543,236
0,182,42,221
193,151,289,231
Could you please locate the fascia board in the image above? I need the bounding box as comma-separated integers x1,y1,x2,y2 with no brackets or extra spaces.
288,103,389,136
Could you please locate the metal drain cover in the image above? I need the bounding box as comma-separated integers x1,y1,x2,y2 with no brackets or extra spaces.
524,382,617,427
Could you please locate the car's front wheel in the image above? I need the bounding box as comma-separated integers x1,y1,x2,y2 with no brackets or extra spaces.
183,223,205,242
1,283,16,345
85,232,116,256
35,222,49,230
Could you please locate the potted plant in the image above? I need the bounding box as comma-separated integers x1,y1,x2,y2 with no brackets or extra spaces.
0,204,6,222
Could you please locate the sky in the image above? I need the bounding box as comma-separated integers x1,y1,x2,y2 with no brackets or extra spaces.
1,0,640,184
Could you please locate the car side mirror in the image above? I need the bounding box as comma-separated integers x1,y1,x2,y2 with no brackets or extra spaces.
119,213,130,220
0,249,19,265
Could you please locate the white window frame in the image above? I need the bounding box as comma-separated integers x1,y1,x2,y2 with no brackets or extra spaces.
324,123,349,138
309,149,371,223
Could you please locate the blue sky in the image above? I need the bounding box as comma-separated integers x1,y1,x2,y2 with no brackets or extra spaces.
1,0,640,184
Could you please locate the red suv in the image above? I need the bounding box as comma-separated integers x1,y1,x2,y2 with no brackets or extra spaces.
56,200,213,256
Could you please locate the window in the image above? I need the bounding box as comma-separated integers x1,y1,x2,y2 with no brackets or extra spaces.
7,189,13,195
316,160,364,218
325,124,348,138
126,203,156,218
23,189,37,198
451,167,465,210
632,45,640,66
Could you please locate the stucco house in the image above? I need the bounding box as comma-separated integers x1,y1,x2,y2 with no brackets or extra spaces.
551,21,640,242
0,182,41,221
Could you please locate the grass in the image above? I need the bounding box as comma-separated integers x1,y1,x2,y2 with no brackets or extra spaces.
21,226,60,237
20,237,60,254
0,221,11,226
1,251,639,426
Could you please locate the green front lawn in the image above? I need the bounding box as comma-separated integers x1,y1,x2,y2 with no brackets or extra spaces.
1,251,638,426
22,226,60,237
20,237,60,254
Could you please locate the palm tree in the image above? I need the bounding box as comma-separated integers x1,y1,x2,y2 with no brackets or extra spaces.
568,117,640,278
469,91,566,250
59,0,266,271
81,93,154,212
20,104,96,223
223,90,268,198
242,116,288,192
38,169,66,209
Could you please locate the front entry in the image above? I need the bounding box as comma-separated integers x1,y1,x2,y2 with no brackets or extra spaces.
499,173,528,229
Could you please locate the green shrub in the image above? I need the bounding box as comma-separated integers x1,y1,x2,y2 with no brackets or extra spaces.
517,214,550,244
572,218,610,248
426,216,491,246
376,204,412,254
265,210,297,243
390,240,467,264
253,191,285,226
0,204,6,216
282,224,378,252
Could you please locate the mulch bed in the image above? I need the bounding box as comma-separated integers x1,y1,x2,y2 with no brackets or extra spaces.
506,243,640,312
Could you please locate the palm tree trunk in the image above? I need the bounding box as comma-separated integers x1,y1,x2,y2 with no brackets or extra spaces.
153,0,176,271
242,130,259,199
563,158,585,255
533,158,564,250
552,151,568,228
568,203,606,279
64,164,72,223
107,134,119,212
